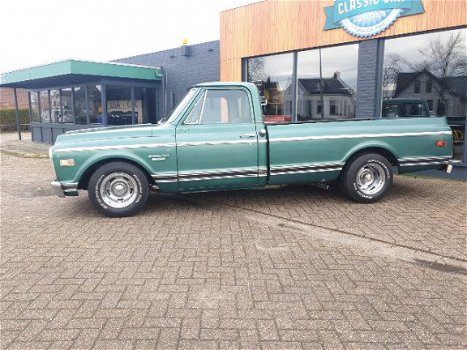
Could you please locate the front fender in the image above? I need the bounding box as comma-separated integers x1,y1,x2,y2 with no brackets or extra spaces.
73,151,155,184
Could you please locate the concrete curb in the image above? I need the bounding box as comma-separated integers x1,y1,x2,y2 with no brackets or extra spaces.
0,148,49,159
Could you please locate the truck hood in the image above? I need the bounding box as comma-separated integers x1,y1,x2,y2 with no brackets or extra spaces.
54,124,156,146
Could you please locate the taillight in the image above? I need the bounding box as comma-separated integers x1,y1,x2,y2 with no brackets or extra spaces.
435,140,447,147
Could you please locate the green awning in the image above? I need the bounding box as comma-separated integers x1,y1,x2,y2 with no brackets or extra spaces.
0,60,163,89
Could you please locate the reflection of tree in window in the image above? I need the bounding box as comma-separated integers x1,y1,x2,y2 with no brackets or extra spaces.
247,53,293,118
383,29,466,120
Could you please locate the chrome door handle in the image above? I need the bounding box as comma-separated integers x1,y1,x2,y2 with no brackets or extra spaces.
239,134,256,138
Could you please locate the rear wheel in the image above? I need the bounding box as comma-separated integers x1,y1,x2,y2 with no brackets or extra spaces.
340,153,393,203
88,162,149,217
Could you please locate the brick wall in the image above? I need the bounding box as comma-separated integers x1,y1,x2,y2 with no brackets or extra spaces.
115,41,220,113
0,88,29,109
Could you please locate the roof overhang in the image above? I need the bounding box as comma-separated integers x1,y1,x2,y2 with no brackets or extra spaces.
0,60,163,89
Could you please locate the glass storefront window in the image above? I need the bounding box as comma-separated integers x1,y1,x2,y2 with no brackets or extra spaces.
29,91,40,122
106,86,132,125
73,86,87,125
27,83,159,127
134,87,145,124
297,44,358,121
384,28,466,160
60,88,73,123
87,85,103,125
247,53,293,121
39,90,50,123
50,89,60,123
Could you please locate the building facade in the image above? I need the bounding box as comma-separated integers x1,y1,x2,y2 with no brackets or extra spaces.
0,0,465,165
220,0,466,161
0,42,220,143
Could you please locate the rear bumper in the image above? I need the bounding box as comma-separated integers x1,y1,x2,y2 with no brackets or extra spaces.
51,181,79,197
446,160,462,173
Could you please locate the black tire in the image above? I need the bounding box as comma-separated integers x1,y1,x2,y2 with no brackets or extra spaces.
88,162,149,217
340,153,393,203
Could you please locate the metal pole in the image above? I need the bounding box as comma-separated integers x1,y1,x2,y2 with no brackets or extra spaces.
292,52,298,122
13,88,22,140
101,84,107,126
84,86,90,125
319,49,325,119
463,115,467,164
131,86,135,125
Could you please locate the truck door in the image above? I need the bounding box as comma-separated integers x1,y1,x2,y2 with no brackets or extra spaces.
175,87,260,191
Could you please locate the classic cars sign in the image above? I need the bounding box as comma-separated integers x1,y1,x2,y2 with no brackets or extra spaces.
324,0,425,37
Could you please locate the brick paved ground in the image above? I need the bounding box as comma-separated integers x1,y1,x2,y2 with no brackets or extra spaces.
1,154,466,349
194,176,467,261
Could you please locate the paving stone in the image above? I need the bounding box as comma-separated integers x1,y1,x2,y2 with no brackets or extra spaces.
0,154,466,349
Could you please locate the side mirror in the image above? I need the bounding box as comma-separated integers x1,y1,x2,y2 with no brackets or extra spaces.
260,96,268,106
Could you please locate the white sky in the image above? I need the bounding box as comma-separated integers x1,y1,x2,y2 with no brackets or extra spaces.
0,0,259,74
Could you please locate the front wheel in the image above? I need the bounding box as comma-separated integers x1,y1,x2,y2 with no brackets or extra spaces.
88,162,149,217
340,153,393,203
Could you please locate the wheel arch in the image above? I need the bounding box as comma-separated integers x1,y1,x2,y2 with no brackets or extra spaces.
78,156,155,190
343,145,400,169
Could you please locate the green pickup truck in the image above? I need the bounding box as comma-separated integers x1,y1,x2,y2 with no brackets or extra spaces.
50,82,454,217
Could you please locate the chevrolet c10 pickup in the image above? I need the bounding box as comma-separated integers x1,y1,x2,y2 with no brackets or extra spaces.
50,82,454,217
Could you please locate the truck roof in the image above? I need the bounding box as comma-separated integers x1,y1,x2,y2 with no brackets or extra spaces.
194,81,256,89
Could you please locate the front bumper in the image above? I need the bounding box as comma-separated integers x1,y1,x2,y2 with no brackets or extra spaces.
51,181,79,197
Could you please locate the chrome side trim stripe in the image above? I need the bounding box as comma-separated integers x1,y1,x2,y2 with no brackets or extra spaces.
177,139,263,147
399,156,451,167
400,161,449,167
55,143,176,153
399,156,451,163
179,173,257,182
56,139,266,153
271,162,344,171
271,167,343,176
270,131,451,143
270,162,344,176
151,167,267,183
178,168,261,178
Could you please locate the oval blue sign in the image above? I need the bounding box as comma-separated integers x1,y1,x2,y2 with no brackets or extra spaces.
324,0,425,38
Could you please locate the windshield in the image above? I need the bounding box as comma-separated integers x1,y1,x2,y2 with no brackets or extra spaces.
160,88,199,124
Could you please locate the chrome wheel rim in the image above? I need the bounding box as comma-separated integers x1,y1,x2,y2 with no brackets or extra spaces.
356,163,386,196
99,172,138,209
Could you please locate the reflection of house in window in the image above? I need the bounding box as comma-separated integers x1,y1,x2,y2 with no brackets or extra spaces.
393,70,466,117
414,80,421,93
293,72,356,120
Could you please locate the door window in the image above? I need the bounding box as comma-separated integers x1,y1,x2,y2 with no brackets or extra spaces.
184,89,252,125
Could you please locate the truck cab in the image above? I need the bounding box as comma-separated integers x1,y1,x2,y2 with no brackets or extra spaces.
382,98,431,119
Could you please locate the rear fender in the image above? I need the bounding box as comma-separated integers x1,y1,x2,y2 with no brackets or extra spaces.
343,141,400,166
